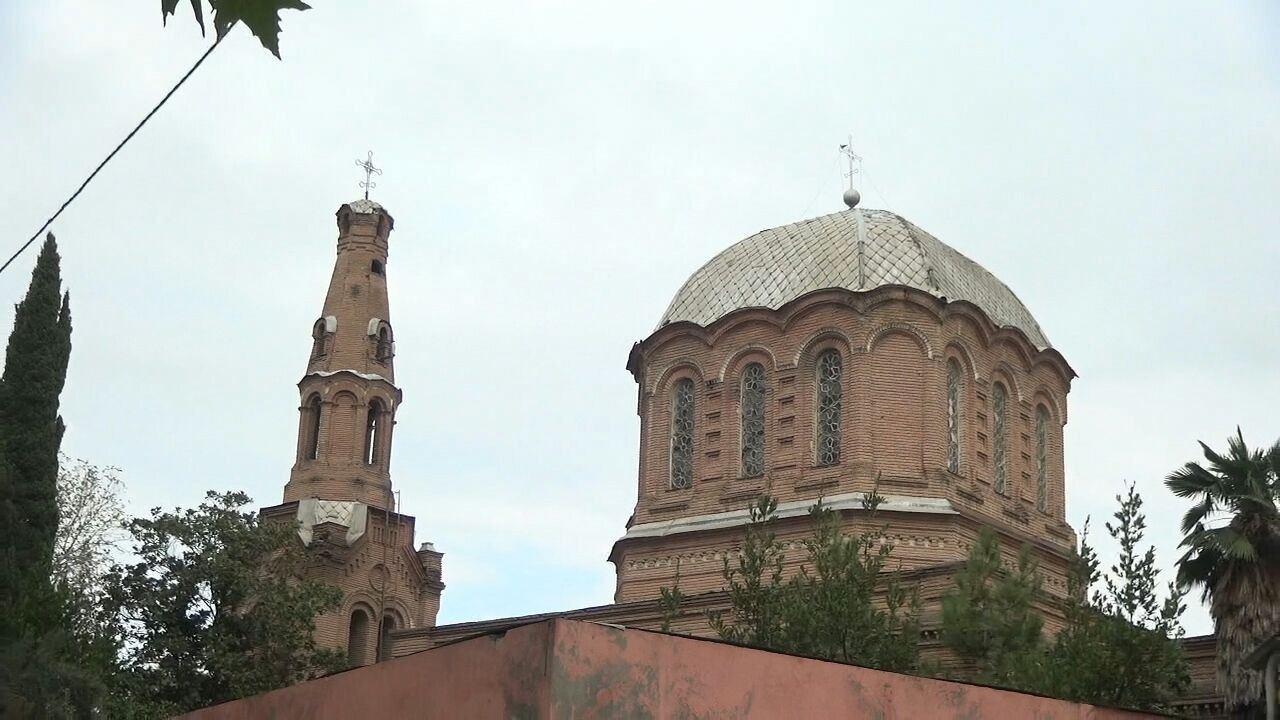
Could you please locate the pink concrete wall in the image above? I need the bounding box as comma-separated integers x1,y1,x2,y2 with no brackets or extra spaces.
179,619,1166,719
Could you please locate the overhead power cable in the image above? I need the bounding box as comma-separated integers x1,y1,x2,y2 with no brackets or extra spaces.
1,33,227,277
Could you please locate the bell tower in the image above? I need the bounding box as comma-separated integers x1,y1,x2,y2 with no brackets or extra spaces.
285,199,400,509
264,198,443,666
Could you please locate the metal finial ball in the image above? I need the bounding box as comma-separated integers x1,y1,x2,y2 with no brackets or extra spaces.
843,188,861,209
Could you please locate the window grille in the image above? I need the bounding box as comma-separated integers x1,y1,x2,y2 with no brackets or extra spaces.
947,360,962,474
993,382,1008,495
1036,406,1049,512
670,378,695,489
740,363,766,477
815,350,842,466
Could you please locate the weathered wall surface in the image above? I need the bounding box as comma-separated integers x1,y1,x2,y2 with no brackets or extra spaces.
180,619,1166,719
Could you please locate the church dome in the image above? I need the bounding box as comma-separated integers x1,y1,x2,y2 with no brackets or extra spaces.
659,208,1050,350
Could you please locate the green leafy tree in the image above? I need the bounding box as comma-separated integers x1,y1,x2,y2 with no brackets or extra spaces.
940,529,1044,684
1039,485,1189,712
53,457,127,633
705,490,920,672
162,0,311,58
104,491,345,718
1166,430,1280,714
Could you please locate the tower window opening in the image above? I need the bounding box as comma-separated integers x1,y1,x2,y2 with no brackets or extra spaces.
1036,405,1050,512
740,363,766,477
311,319,328,359
377,613,399,661
376,326,393,363
815,350,842,466
347,608,371,666
303,394,322,460
946,359,963,475
371,259,385,275
364,399,386,466
992,382,1008,495
669,378,695,489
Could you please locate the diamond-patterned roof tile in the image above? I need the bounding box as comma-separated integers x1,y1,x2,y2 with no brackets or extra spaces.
658,208,1050,349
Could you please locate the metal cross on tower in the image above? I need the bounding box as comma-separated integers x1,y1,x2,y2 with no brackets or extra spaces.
355,151,382,200
839,135,863,208
839,135,862,192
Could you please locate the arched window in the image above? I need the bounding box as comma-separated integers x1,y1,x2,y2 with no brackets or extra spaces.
311,319,328,359
992,382,1008,495
740,363,766,477
376,326,393,363
347,608,371,666
303,394,322,460
946,360,963,474
669,378,695,489
364,399,385,466
1036,405,1050,512
815,350,842,466
371,259,385,276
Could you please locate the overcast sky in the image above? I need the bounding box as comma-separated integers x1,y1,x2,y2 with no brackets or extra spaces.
2,1,1278,634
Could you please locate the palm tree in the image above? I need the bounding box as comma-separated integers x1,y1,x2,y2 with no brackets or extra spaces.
1166,429,1280,714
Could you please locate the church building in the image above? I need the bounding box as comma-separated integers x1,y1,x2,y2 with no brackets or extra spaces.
250,187,1228,716
268,186,1084,663
607,198,1078,622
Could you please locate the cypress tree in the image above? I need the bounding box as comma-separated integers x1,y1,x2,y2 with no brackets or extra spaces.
0,233,73,637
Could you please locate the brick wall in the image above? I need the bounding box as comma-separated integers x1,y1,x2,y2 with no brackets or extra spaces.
615,286,1076,603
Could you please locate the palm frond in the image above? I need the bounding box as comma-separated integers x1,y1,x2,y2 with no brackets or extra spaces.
1175,545,1221,601
1211,525,1259,561
1179,497,1214,535
1165,462,1218,498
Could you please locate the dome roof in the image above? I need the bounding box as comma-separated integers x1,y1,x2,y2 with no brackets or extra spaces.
659,208,1050,350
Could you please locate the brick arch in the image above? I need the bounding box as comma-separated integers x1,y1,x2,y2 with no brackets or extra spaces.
652,359,706,397
346,601,376,666
776,291,861,334
377,598,414,640
318,377,368,400
717,345,778,383
865,322,933,359
1031,387,1063,425
362,388,398,412
792,327,854,369
990,362,1025,402
942,340,978,381
992,333,1037,372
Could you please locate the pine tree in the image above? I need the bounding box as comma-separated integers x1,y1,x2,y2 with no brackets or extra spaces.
1040,485,1189,712
940,529,1044,684
0,235,97,717
0,234,73,589
704,489,921,673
